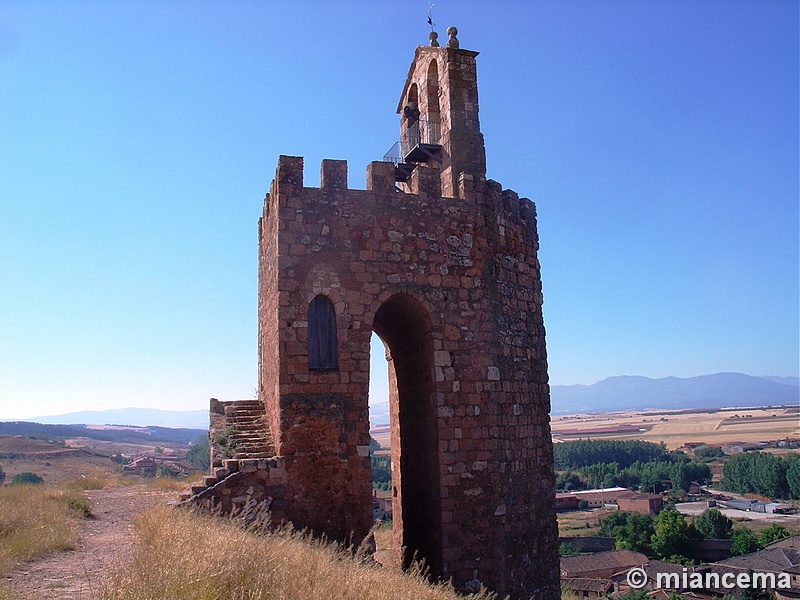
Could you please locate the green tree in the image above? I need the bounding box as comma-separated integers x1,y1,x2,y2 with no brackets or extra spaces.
740,570,776,600
786,454,800,499
600,511,655,554
650,509,700,561
757,524,790,548
600,511,631,537
730,529,758,556
694,445,724,459
578,462,621,489
615,513,655,554
0,463,5,485
11,472,43,484
671,461,711,492
371,455,391,489
615,590,650,600
695,508,733,539
559,542,580,557
723,452,790,498
553,439,668,470
556,469,586,492
185,435,210,471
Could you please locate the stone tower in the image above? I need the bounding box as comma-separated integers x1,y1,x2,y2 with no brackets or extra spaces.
254,30,559,599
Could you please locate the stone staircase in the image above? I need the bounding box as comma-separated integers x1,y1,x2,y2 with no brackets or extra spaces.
181,398,277,504
214,399,274,463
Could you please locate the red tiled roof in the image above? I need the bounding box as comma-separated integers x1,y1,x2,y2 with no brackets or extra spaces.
561,577,613,593
561,550,648,577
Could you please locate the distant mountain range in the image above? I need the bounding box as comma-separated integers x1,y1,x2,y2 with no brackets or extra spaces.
370,373,798,424
549,373,799,415
8,373,797,429
19,408,209,430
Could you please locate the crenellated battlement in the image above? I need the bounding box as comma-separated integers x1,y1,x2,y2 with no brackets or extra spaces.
265,155,539,237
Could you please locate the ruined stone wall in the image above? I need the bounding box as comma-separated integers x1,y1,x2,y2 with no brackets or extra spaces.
189,457,287,525
257,154,559,599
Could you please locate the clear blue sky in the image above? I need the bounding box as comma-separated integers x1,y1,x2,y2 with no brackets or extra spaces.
1,1,797,421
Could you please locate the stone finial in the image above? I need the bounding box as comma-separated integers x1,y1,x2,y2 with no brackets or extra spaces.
429,30,440,47
446,26,459,49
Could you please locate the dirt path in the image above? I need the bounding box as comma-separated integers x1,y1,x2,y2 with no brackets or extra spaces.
4,484,177,600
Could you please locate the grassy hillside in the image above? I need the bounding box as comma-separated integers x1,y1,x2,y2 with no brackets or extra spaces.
0,479,95,576
0,421,205,446
0,435,125,484
102,505,497,600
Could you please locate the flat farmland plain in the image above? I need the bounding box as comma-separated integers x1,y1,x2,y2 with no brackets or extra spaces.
550,406,799,450
368,406,798,452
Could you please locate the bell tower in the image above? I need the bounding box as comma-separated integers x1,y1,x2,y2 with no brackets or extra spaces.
392,27,486,198
193,25,559,600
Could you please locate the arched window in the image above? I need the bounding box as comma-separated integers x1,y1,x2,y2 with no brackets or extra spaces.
404,83,420,126
308,295,338,370
426,59,440,123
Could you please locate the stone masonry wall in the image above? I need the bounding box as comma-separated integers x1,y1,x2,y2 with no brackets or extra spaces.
189,457,287,526
257,154,559,599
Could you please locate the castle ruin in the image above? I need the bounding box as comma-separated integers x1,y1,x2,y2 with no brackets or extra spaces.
186,29,559,600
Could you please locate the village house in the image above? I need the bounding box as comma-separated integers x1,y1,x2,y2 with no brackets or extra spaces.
695,547,800,599
560,550,648,580
556,492,579,511
122,455,157,477
560,577,613,599
616,493,663,515
372,489,393,521
610,560,688,594
568,487,637,509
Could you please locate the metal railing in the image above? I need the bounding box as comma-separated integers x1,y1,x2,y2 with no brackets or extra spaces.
401,119,441,157
383,141,403,165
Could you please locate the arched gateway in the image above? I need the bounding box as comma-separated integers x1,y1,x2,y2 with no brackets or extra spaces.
191,30,559,600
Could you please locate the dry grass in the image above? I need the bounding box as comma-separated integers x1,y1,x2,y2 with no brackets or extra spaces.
0,585,22,600
101,505,497,600
0,483,91,576
62,475,106,491
145,472,203,493
557,507,616,537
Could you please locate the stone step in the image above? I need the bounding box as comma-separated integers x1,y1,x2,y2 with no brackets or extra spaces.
226,414,264,420
234,450,272,457
231,429,272,441
231,433,270,441
231,433,269,441
235,452,274,459
225,405,264,413
229,416,267,423
228,423,265,431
